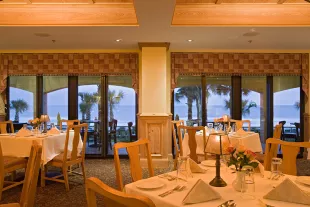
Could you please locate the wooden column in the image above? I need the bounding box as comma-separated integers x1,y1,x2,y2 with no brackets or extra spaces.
68,76,78,120
231,76,241,120
138,43,171,168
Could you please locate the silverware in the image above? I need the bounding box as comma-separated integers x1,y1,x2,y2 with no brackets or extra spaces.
218,200,234,207
259,199,275,207
158,185,181,197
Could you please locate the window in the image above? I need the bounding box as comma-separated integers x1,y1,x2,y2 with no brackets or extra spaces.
43,76,68,124
174,76,202,126
242,77,267,141
108,76,136,155
273,76,300,141
206,77,231,123
9,76,36,123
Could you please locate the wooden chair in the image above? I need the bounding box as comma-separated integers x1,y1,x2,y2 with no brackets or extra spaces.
230,119,251,131
128,122,137,142
0,121,14,134
41,123,88,191
171,120,184,170
0,142,42,207
264,139,310,175
256,124,282,163
0,144,28,201
178,125,206,163
59,119,80,130
85,177,155,207
114,138,154,191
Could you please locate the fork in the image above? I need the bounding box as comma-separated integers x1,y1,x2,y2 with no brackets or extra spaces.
158,185,181,197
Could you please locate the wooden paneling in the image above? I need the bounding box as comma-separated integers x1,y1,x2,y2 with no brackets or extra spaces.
0,0,133,3
0,4,138,26
138,115,172,164
172,4,310,26
176,0,306,3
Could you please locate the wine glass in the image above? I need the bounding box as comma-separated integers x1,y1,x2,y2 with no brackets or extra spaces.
176,156,188,183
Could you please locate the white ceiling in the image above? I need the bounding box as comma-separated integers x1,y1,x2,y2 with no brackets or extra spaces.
1,0,310,50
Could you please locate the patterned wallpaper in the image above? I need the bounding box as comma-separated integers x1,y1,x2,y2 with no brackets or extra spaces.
0,53,139,95
171,52,309,97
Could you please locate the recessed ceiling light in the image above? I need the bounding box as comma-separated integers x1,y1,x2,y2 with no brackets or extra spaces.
116,39,122,42
187,39,193,42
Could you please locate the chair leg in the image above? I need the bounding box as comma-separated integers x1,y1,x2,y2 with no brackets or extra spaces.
81,161,86,183
62,167,70,191
0,175,4,201
11,171,16,181
41,165,47,187
174,158,177,170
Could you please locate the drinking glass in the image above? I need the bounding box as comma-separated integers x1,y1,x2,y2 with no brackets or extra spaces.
271,157,282,175
176,156,188,183
50,123,55,129
23,124,27,129
241,166,256,200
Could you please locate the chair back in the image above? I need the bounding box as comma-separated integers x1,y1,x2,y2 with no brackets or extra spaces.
264,139,310,175
114,138,154,191
128,122,136,142
294,122,300,140
20,141,42,207
278,120,286,139
273,124,282,139
171,120,184,158
242,120,251,131
178,125,206,163
230,119,250,131
86,177,155,207
0,121,14,134
64,123,88,162
60,119,80,130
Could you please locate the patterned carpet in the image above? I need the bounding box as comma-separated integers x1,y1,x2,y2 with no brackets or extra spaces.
1,158,310,207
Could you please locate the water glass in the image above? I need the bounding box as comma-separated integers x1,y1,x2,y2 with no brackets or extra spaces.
271,157,282,175
176,156,189,183
241,166,256,200
23,124,27,130
50,123,55,129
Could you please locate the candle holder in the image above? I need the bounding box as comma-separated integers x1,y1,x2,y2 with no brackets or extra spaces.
205,133,230,187
40,115,50,133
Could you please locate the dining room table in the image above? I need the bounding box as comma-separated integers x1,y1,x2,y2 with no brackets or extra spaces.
0,130,83,165
182,131,263,157
124,165,309,207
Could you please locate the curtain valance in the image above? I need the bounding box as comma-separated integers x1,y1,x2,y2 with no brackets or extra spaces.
171,52,309,97
0,53,139,96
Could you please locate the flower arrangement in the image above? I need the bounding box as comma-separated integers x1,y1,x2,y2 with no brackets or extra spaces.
28,118,41,128
226,145,259,171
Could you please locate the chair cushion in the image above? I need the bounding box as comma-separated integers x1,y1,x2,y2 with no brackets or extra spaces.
52,151,81,162
3,157,27,169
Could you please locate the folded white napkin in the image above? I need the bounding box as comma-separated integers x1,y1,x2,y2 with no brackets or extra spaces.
16,128,32,137
183,179,221,205
264,178,310,205
235,128,248,136
180,158,207,178
47,127,60,135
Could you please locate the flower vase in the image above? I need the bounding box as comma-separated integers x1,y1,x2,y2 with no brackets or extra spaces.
232,171,246,192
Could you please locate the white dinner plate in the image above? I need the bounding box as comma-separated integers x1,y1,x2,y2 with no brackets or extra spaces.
296,176,310,186
201,160,221,167
0,133,9,136
135,180,165,190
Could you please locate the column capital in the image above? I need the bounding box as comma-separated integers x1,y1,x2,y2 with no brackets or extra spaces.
138,42,170,51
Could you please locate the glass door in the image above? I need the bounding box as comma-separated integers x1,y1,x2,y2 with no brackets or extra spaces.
107,76,136,156
78,76,102,156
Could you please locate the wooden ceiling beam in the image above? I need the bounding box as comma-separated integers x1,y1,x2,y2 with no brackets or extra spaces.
215,0,223,4
277,0,287,4
0,4,138,26
172,4,310,26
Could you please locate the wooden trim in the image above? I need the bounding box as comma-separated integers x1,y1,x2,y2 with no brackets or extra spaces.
231,76,241,120
138,42,170,51
201,75,206,126
277,0,287,4
215,0,222,4
0,4,138,26
172,4,310,26
36,76,43,118
266,76,273,140
68,76,78,120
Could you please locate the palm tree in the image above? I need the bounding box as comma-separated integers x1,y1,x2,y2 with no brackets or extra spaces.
10,99,28,122
108,90,124,121
294,101,300,110
175,86,199,120
78,92,98,120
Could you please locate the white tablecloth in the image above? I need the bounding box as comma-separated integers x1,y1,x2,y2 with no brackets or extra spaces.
0,131,83,165
183,132,263,157
125,167,308,207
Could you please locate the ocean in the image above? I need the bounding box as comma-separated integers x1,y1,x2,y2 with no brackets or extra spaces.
11,105,300,127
